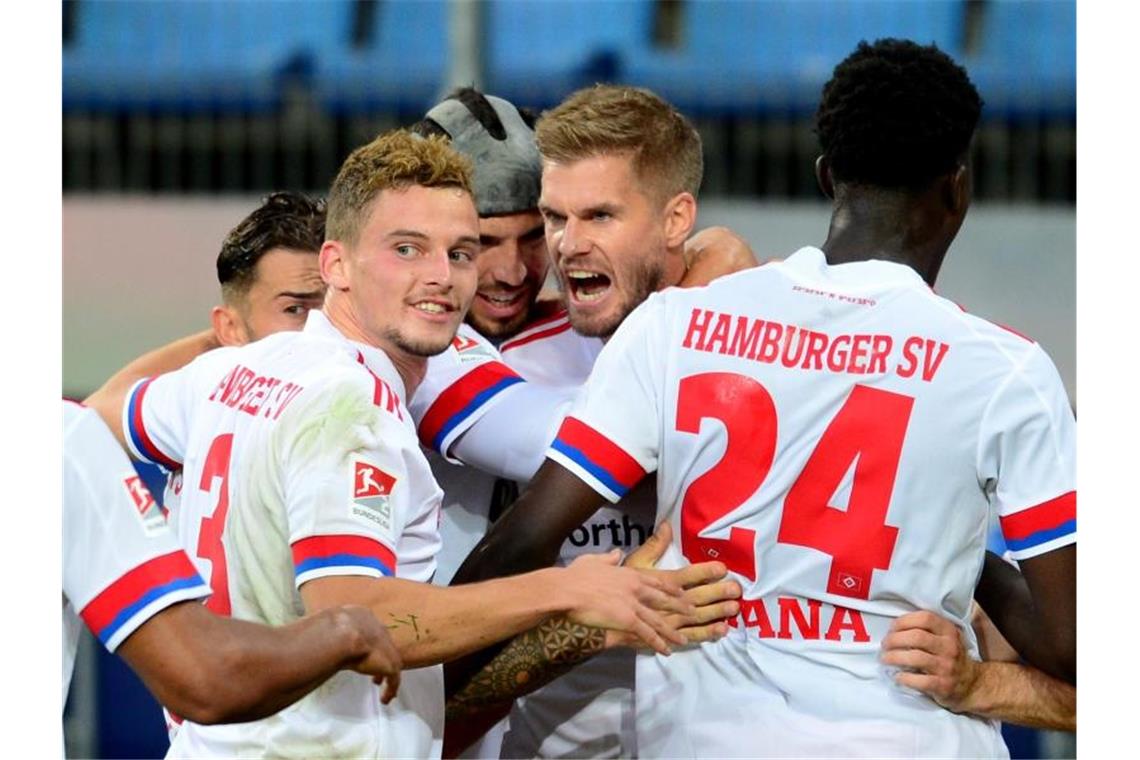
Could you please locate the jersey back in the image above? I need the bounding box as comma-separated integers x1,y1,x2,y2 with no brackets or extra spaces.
550,249,1075,757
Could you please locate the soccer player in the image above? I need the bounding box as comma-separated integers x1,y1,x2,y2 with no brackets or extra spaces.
64,400,403,722
407,87,756,759
450,43,1076,756
86,130,711,758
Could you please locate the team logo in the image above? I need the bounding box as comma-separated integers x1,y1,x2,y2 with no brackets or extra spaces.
351,458,396,531
124,474,167,535
451,335,481,353
836,572,862,594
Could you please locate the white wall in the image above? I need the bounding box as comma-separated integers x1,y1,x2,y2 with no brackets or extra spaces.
63,197,1075,402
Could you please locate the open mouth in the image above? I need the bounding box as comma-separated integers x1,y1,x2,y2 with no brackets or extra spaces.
411,300,455,318
565,270,612,303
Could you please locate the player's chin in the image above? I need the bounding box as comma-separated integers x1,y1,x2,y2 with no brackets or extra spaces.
566,301,625,339
394,325,460,357
466,309,528,340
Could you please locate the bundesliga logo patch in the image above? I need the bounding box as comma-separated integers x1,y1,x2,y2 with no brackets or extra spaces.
123,474,167,535
451,333,495,363
351,458,395,531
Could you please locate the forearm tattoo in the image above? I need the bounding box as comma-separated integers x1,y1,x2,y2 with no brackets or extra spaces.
445,616,605,719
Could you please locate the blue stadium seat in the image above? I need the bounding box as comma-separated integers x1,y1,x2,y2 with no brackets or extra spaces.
623,0,964,117
484,0,656,109
964,0,1075,120
64,0,352,113
313,0,449,115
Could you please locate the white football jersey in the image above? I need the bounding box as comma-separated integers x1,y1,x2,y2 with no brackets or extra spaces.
413,309,654,758
124,310,445,759
62,401,209,704
549,248,1076,758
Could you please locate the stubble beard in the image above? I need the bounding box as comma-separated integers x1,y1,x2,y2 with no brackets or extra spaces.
565,255,665,339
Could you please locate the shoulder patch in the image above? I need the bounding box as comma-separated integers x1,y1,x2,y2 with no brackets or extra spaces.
350,457,396,531
123,474,168,535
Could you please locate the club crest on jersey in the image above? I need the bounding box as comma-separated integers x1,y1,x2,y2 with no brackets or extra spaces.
124,474,167,535
451,333,496,363
350,458,395,531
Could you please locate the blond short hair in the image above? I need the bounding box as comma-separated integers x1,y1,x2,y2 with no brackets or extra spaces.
326,130,474,245
535,85,703,203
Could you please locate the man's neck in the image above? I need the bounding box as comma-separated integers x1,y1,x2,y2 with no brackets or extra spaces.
820,189,950,287
323,298,426,398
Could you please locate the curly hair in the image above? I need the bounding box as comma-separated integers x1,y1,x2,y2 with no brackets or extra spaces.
814,38,982,190
536,84,703,203
217,191,326,301
326,129,473,245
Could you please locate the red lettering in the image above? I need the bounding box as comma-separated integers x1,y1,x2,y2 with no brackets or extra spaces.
704,313,732,354
739,597,776,638
238,376,268,415
757,321,783,363
208,365,242,403
682,308,715,351
824,606,871,643
778,597,821,640
867,335,893,375
896,336,923,378
222,368,256,407
826,334,851,372
848,334,871,374
728,317,764,360
799,330,829,371
780,326,807,368
272,383,304,420
921,340,950,382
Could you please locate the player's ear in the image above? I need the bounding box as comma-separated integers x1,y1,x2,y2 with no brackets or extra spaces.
944,163,971,218
662,191,697,249
211,304,249,347
815,156,835,200
320,240,351,291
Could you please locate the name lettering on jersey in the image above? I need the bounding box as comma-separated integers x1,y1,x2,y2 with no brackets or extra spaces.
566,514,651,549
207,365,304,420
727,595,871,644
682,309,950,382
350,458,396,532
123,474,167,535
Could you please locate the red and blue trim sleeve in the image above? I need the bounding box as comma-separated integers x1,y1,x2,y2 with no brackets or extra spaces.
417,362,524,456
125,377,181,471
80,550,209,651
547,417,648,503
1000,491,1076,559
292,534,398,586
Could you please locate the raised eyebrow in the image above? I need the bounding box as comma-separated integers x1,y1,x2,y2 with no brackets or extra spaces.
453,235,481,249
275,290,326,301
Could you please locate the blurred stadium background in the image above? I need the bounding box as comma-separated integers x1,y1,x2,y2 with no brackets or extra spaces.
62,1,1075,757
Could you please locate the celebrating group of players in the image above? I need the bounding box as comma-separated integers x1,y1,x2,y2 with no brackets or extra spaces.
64,38,1075,759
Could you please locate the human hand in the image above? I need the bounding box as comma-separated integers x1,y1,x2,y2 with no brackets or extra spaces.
332,605,403,704
881,610,980,713
680,226,760,287
562,549,691,656
619,521,741,647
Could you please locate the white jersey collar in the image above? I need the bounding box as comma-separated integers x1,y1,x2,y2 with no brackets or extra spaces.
301,310,408,405
782,246,931,291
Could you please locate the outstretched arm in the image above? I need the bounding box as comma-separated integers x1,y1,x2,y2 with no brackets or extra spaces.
118,602,402,725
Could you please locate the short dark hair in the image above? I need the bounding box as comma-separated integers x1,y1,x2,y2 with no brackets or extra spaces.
814,38,983,190
216,191,326,301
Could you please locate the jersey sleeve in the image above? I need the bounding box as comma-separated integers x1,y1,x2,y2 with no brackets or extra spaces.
448,383,581,482
122,351,235,470
545,295,666,502
409,324,525,462
64,404,210,652
278,378,414,587
977,345,1076,561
